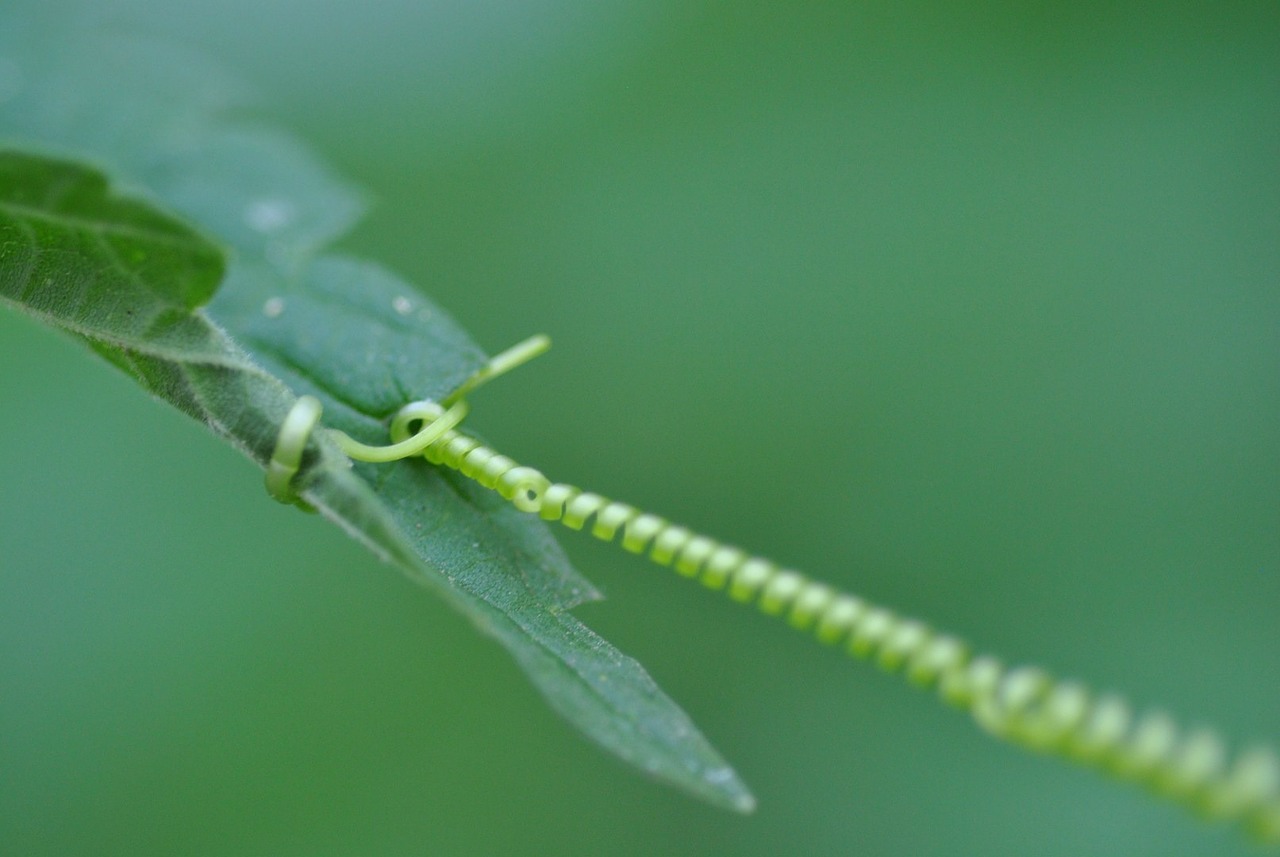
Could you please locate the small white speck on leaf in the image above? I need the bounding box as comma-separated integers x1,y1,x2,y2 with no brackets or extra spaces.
245,198,294,232
263,297,285,318
393,296,413,316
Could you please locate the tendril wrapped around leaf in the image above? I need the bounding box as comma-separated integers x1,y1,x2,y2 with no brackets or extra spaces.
269,336,1280,846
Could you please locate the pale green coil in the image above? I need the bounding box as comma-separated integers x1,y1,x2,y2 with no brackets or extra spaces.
383,398,1280,846
265,376,1279,845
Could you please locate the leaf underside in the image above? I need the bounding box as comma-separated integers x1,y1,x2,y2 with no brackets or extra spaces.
0,22,753,813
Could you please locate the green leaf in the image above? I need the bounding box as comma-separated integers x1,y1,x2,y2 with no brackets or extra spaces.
0,151,223,328
0,25,755,813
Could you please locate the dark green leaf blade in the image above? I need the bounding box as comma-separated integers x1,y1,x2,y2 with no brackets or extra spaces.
0,79,755,809
0,150,223,331
209,256,754,810
206,256,600,611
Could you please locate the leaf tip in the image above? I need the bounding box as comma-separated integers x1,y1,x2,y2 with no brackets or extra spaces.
703,765,757,814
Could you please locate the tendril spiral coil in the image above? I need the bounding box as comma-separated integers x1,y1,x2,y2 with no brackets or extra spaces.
384,399,1280,844
268,336,1280,845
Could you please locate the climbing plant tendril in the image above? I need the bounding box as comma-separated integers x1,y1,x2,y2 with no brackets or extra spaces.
0,144,755,815
267,335,1280,847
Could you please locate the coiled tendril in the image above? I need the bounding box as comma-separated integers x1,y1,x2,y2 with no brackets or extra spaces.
269,335,1280,845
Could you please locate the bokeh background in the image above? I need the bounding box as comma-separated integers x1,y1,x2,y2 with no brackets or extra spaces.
1,2,1277,855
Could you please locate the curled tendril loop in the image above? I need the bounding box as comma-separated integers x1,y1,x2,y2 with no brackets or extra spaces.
266,335,1280,845
264,336,543,505
264,394,322,509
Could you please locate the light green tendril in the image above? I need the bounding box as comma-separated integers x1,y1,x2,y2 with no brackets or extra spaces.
266,334,1280,846
443,333,550,407
329,399,469,463
264,394,322,509
266,336,548,504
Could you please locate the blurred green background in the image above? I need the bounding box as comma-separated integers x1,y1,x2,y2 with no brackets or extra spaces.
1,2,1277,855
